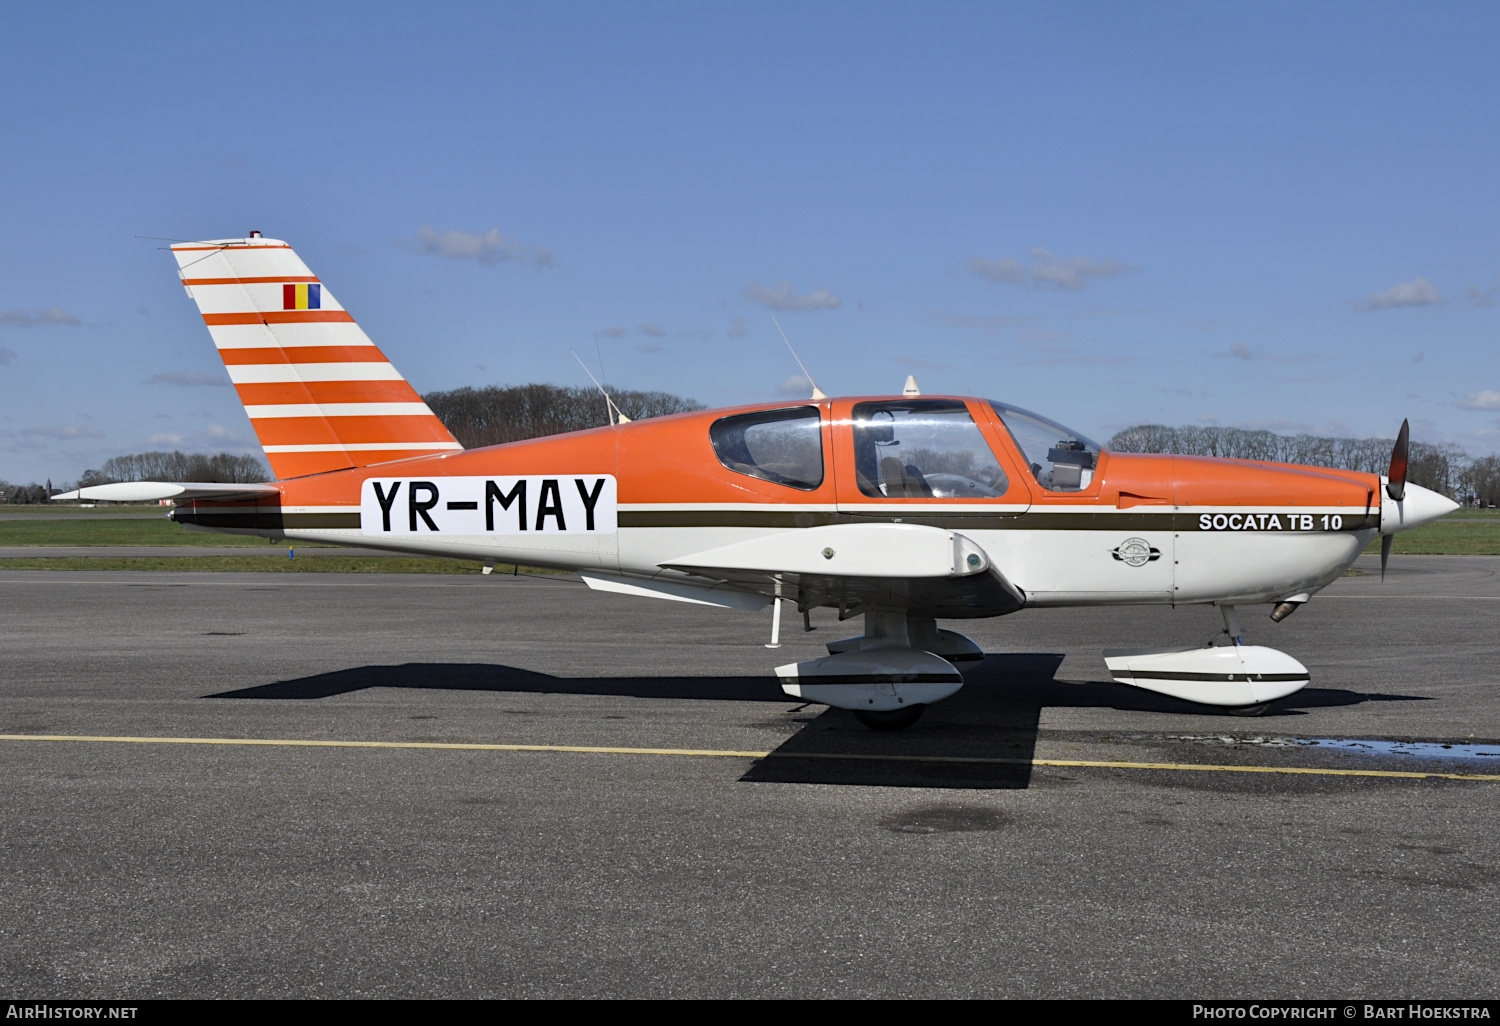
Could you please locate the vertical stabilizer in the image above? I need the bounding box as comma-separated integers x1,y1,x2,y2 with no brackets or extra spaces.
171,235,461,479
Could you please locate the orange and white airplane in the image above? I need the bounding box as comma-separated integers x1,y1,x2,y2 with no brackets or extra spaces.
58,235,1458,728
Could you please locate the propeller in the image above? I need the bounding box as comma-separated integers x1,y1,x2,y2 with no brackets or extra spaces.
1381,418,1409,582
1387,418,1409,502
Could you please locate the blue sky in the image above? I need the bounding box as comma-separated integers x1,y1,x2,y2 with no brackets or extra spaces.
2,1,1498,483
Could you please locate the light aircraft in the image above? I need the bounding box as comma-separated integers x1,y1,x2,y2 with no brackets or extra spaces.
57,235,1458,729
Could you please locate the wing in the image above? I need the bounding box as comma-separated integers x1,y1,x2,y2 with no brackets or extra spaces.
587,522,1025,619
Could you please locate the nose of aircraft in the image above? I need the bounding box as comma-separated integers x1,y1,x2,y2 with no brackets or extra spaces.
1381,481,1460,535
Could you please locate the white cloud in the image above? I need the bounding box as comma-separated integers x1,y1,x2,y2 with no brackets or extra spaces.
894,356,948,371
637,322,666,337
1216,342,1331,365
967,248,1138,291
0,306,81,327
777,374,814,396
727,315,750,338
0,346,15,365
146,371,228,387
1456,390,1500,411
1354,276,1443,311
744,281,842,312
146,424,255,451
1458,278,1500,307
597,326,628,339
22,424,103,440
194,424,248,443
395,225,553,268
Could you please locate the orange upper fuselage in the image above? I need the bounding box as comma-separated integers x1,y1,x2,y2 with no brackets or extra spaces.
268,394,1381,515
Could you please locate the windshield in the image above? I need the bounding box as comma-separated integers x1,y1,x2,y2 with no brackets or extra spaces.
989,402,1103,492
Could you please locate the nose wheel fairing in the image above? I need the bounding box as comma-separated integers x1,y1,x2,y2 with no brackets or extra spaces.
1102,644,1310,707
1103,603,1310,709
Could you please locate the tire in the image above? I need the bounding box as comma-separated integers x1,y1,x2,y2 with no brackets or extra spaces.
1225,701,1274,717
854,704,927,731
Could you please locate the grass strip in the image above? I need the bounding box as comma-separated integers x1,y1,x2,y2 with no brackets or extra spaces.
1363,521,1500,555
0,518,306,546
0,556,567,574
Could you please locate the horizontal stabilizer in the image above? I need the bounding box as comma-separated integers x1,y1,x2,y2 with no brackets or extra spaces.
51,481,281,503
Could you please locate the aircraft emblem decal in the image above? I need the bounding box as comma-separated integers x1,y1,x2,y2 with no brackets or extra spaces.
1110,537,1161,567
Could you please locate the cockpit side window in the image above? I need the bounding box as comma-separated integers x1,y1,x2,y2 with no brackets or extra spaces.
710,406,824,490
989,402,1103,492
850,400,1009,499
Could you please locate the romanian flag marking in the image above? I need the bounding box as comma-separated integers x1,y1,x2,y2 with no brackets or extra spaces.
282,283,321,310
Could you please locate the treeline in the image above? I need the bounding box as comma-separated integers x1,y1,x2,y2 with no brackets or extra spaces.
423,383,705,449
0,482,57,504
1106,424,1492,502
79,451,270,487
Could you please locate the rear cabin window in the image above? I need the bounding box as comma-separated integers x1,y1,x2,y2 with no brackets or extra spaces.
710,406,825,490
851,400,1009,499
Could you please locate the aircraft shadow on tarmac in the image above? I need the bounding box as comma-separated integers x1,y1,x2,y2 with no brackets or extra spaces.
207,655,1427,792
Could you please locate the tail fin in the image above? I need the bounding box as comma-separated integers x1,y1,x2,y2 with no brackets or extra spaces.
170,235,461,479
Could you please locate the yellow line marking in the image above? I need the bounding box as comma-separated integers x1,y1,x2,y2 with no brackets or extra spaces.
1,734,1498,781
0,734,766,758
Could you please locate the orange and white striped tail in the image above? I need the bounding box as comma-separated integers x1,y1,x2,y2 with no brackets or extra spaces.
171,235,462,479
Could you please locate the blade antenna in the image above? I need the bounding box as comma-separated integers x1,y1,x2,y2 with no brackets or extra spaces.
772,316,827,400
592,332,628,424
571,349,628,427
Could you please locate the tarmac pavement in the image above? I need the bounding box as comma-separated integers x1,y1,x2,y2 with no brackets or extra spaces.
0,554,1496,998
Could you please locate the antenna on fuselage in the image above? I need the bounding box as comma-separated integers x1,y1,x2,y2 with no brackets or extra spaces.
772,316,828,401
571,348,631,426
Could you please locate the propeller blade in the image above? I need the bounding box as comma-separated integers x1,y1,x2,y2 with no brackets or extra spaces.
1381,534,1392,582
1386,418,1409,502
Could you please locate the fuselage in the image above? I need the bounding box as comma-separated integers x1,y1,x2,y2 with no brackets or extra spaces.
172,394,1395,614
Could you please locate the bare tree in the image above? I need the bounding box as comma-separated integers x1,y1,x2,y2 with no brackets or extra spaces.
1460,455,1500,507
1107,424,1471,497
423,384,705,449
87,451,270,484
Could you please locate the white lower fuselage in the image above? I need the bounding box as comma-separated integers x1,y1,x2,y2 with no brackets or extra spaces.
187,501,1373,611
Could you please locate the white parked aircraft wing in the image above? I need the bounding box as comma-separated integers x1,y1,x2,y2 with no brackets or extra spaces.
51,482,281,503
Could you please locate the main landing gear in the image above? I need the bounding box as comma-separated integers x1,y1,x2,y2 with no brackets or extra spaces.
775,610,982,731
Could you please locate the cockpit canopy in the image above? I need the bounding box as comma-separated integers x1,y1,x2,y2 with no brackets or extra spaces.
705,397,1105,497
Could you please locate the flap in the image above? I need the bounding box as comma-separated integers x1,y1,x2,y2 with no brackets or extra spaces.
579,571,771,611
663,523,990,579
